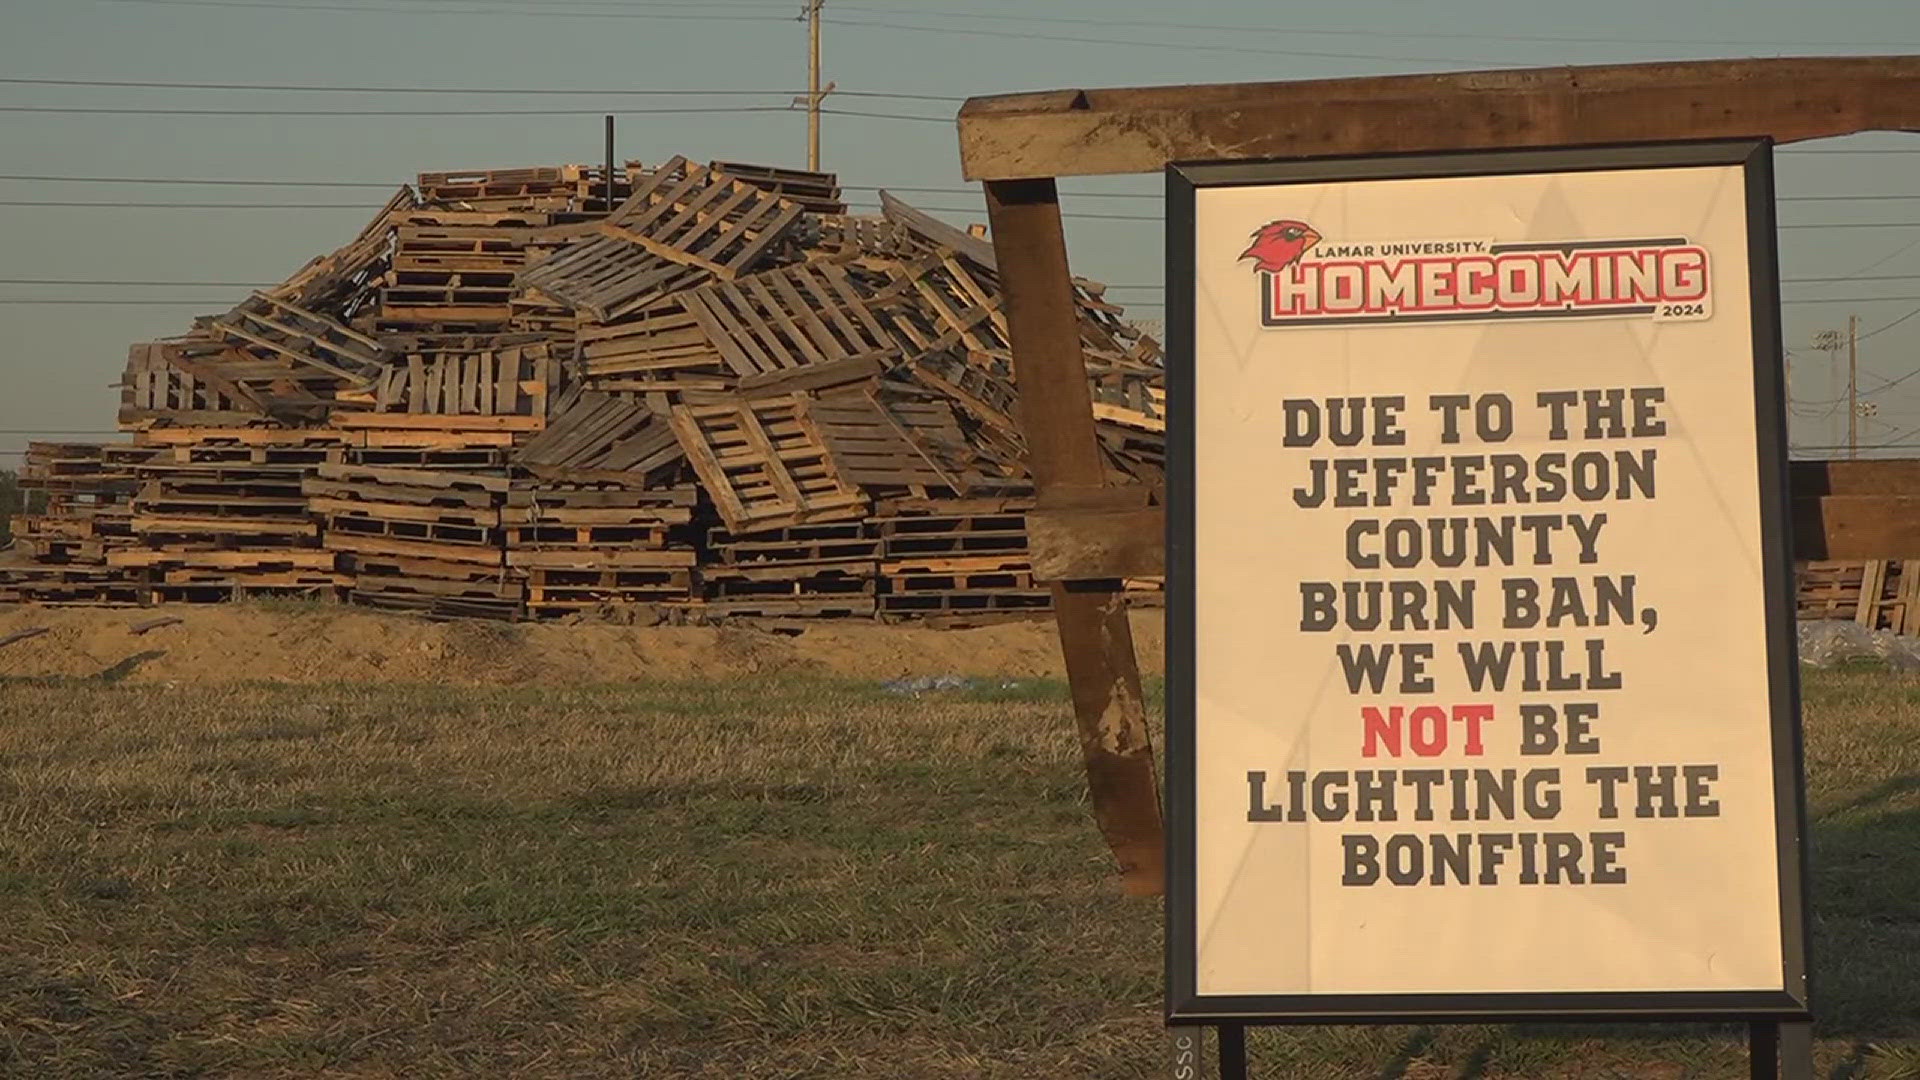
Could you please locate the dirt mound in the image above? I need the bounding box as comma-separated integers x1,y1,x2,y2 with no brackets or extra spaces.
0,603,1166,685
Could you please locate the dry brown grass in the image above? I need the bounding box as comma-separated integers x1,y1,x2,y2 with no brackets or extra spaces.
0,667,1913,1078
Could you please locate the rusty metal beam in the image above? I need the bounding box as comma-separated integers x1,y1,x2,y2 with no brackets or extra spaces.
983,178,1164,896
958,56,1920,181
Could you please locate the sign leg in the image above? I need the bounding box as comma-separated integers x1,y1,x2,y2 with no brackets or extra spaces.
1218,1024,1247,1080
1749,1021,1778,1079
1779,1020,1814,1080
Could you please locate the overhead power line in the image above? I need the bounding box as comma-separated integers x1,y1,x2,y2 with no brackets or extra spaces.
0,75,961,102
1856,305,1920,344
0,105,948,122
100,0,795,20
0,201,373,209
822,16,1510,66
1783,272,1920,284
0,173,396,188
828,5,1920,50
0,278,269,286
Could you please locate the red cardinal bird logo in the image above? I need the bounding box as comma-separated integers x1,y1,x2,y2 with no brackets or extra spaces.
1241,219,1322,274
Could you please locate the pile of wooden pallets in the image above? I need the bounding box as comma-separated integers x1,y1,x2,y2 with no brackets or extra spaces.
3,154,1161,624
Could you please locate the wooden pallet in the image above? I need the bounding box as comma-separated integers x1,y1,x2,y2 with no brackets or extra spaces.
504,482,695,513
871,510,1030,560
669,395,867,533
348,588,523,621
700,596,877,619
0,565,145,605
504,547,696,571
324,532,505,569
516,158,802,320
808,214,914,262
575,303,731,392
1797,559,1920,634
341,551,516,583
347,445,510,469
683,262,903,380
526,567,693,612
806,391,1003,496
888,252,1010,357
121,342,269,425
415,165,606,212
392,219,541,275
706,557,876,592
107,548,339,571
709,521,881,566
353,572,524,601
202,291,388,387
311,462,507,492
908,349,1021,436
505,522,671,547
710,161,846,215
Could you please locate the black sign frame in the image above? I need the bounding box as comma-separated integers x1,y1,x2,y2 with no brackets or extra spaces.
1163,138,1811,1026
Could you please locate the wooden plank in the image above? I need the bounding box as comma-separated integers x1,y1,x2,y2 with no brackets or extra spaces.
1029,505,1163,582
0,627,50,649
1789,458,1920,497
984,176,1162,897
1857,560,1887,626
957,56,1920,181
1792,496,1920,560
328,412,544,432
1903,561,1920,636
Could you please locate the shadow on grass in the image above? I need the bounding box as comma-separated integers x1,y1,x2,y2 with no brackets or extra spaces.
96,650,165,685
1373,1027,1434,1078
0,649,167,688
1805,777,1920,1040
1411,776,1920,1075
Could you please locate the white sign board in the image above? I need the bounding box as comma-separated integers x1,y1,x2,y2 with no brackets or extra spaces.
1165,141,1808,1022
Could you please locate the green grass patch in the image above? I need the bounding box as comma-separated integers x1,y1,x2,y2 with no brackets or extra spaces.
0,669,1912,1077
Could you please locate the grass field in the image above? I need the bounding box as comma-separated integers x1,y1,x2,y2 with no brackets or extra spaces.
0,664,1915,1078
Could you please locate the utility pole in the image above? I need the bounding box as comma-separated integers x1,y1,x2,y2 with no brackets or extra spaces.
1848,313,1859,459
794,1,834,170
806,0,824,171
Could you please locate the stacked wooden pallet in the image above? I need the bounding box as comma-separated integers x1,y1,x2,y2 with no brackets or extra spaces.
703,520,881,619
873,498,1051,625
506,481,697,618
2,154,1165,624
9,442,139,565
507,388,699,617
303,464,514,618
118,448,336,602
1797,560,1920,634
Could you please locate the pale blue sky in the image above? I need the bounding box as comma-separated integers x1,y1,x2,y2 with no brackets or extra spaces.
3,0,1919,462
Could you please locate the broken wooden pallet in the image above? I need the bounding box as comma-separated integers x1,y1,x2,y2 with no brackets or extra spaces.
668,394,867,533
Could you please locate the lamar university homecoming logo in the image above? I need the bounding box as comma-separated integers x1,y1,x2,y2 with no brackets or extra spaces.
1239,218,1713,327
